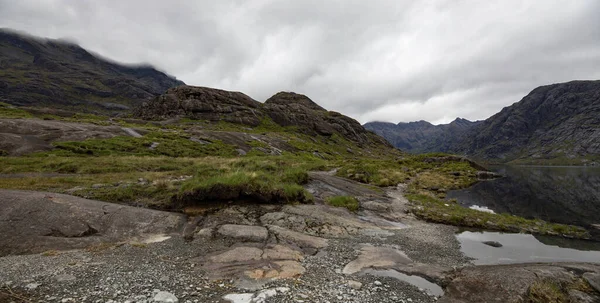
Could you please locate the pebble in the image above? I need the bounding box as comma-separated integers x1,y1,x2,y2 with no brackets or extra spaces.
153,291,179,302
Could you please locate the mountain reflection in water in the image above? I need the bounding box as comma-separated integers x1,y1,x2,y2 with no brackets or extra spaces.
447,165,600,237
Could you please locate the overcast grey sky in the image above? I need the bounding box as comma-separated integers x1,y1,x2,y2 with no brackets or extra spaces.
1,0,599,124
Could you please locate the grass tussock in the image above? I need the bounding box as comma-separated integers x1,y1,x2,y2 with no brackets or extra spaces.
527,280,567,303
0,102,33,118
325,195,360,212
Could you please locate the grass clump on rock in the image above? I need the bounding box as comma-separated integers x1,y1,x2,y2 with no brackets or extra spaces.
325,196,360,212
526,280,566,303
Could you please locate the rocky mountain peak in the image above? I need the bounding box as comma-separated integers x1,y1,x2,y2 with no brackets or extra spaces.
264,92,326,111
135,85,391,147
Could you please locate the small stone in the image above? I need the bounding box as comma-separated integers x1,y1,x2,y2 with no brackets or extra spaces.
347,280,362,290
374,281,382,286
25,283,41,290
153,291,179,303
482,241,503,248
55,274,76,282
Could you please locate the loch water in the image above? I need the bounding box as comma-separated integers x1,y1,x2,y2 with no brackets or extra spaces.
447,165,600,234
448,165,600,264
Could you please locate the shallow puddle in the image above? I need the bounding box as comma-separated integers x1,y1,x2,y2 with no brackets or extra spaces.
361,269,444,297
457,231,600,265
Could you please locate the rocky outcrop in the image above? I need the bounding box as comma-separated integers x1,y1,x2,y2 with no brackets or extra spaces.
134,85,263,126
365,80,600,163
0,29,183,112
135,85,391,146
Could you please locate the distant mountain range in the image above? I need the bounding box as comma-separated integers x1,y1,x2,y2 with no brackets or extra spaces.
0,29,183,112
365,80,600,164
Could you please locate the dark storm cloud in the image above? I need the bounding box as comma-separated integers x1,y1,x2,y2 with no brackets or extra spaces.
1,0,600,124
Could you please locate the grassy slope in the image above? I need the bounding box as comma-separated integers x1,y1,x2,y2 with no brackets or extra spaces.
0,109,590,238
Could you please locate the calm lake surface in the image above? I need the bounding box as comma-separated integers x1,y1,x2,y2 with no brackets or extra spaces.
447,165,600,232
449,165,600,263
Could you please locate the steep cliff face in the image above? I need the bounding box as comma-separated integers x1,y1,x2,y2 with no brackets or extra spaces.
364,80,600,164
364,118,480,153
0,29,183,111
456,80,600,162
135,85,391,146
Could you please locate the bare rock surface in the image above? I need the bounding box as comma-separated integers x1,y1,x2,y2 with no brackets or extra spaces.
0,189,186,256
439,263,600,303
0,118,134,155
217,224,269,242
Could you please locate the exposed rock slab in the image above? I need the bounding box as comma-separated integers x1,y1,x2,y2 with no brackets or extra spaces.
203,244,305,282
343,245,412,275
217,224,269,242
439,263,600,303
266,225,328,253
0,119,132,155
0,189,186,255
343,244,449,283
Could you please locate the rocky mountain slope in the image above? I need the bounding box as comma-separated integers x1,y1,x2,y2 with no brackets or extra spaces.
135,85,390,146
364,118,480,153
365,80,600,164
0,29,183,112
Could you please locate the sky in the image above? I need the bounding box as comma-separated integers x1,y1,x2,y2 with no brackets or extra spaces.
1,1,600,125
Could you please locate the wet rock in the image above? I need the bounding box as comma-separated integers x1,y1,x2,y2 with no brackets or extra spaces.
153,291,178,302
482,241,503,248
217,224,268,242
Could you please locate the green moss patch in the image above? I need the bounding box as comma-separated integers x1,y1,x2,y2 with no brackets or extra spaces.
325,196,359,212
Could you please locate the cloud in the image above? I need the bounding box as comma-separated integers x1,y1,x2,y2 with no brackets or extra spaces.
1,0,600,124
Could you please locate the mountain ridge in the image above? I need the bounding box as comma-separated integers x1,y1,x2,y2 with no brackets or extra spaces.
365,80,600,164
0,29,184,112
